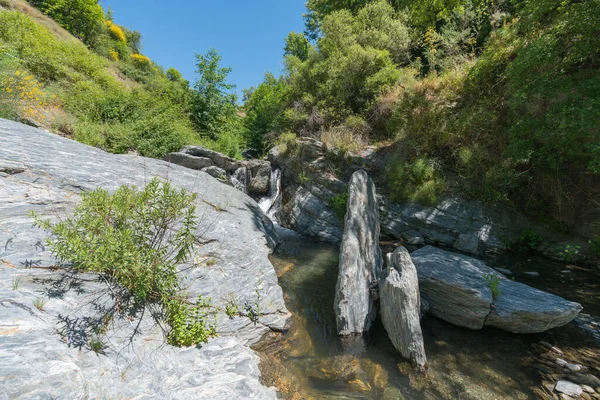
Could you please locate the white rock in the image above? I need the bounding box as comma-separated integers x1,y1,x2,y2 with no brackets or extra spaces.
556,358,568,367
566,363,582,372
555,380,583,397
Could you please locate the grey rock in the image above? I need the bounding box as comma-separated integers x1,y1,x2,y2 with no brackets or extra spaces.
454,233,481,255
581,385,595,394
163,152,214,170
167,146,272,196
181,145,239,172
334,170,382,335
555,380,583,397
411,246,582,333
201,166,227,180
557,358,568,367
245,159,272,195
524,271,540,278
411,246,493,329
0,119,288,399
401,230,425,245
379,247,427,370
566,363,583,372
567,373,600,387
486,280,582,333
278,184,343,242
494,267,514,276
381,196,530,257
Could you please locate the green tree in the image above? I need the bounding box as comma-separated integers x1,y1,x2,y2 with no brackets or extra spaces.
190,48,237,139
244,73,289,154
284,32,311,61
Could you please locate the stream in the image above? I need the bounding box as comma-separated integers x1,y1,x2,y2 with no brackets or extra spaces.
256,228,600,399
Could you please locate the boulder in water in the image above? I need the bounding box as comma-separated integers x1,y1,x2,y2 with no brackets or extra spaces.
411,246,582,333
379,247,427,370
334,170,382,335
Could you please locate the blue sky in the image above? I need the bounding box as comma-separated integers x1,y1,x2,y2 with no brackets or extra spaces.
102,0,307,93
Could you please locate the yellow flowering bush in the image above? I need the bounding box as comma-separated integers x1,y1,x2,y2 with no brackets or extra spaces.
1,70,48,121
131,53,151,67
106,21,127,44
109,49,119,61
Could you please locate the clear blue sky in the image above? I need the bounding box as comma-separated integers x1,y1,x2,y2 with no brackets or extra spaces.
101,0,307,94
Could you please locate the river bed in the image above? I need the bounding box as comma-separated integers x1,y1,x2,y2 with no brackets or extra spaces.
256,229,600,399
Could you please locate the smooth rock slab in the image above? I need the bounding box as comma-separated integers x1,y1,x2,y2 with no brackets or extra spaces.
411,246,582,333
411,246,493,329
0,119,288,399
485,280,583,334
334,170,382,335
379,247,427,370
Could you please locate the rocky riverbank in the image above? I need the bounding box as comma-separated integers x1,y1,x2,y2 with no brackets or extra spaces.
0,119,289,399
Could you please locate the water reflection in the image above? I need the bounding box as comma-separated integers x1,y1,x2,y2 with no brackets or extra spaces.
259,233,596,399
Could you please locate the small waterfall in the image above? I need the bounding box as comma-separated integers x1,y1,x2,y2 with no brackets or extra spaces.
230,167,247,193
258,168,282,221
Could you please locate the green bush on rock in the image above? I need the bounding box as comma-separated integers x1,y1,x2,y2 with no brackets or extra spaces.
32,178,216,347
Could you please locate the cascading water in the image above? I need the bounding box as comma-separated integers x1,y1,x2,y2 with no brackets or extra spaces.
230,167,247,193
258,168,282,222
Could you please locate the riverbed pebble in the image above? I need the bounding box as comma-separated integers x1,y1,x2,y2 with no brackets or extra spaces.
566,363,583,372
555,380,583,397
540,341,553,349
551,346,565,355
556,358,568,367
567,373,600,388
524,271,540,277
582,385,596,394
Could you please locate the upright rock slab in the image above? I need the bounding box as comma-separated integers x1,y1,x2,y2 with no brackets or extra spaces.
334,170,382,335
379,247,427,370
411,246,582,333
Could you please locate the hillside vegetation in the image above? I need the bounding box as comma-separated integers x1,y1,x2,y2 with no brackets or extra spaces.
243,0,600,223
1,0,598,229
0,0,243,158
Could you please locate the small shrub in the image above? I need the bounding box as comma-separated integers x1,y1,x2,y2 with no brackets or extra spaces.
276,132,298,155
224,296,240,319
590,237,600,257
206,257,217,267
483,273,502,299
1,69,49,122
89,335,106,354
32,178,216,347
329,192,348,219
131,54,151,67
298,172,312,186
106,21,126,44
507,229,543,251
108,49,119,61
386,157,444,206
11,278,21,291
560,244,581,262
33,297,46,311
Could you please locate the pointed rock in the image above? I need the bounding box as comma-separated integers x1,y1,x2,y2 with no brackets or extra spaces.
334,170,382,335
379,247,427,370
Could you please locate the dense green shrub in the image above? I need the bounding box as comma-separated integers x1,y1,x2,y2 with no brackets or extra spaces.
328,192,348,219
29,0,105,45
32,178,216,347
244,73,289,155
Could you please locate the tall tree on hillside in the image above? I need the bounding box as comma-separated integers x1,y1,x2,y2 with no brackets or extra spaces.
191,48,237,139
284,32,311,61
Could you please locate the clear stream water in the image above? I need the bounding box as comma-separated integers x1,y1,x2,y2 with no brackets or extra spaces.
257,229,600,400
